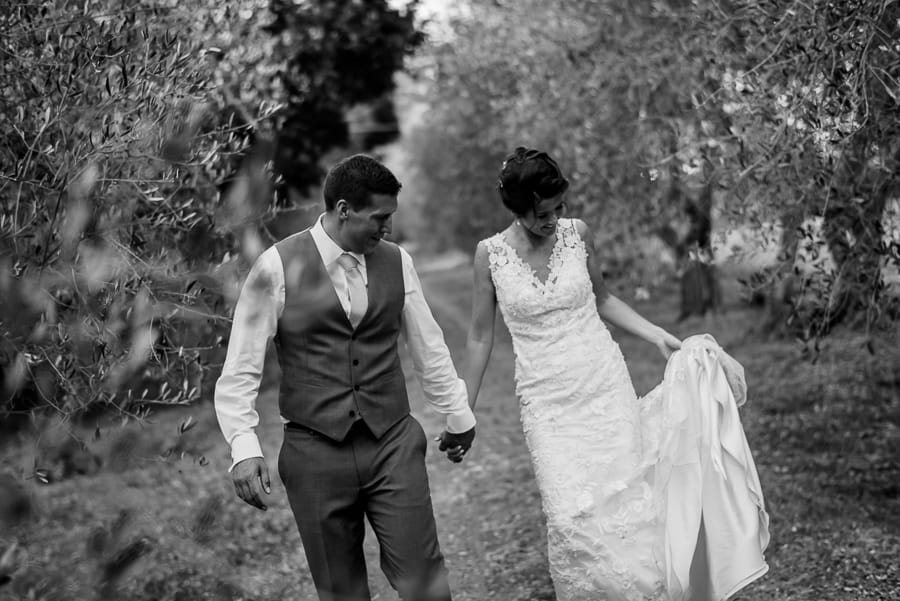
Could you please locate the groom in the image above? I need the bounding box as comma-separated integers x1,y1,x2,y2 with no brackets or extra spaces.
214,154,476,601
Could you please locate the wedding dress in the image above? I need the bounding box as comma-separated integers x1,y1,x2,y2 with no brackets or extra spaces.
481,218,768,601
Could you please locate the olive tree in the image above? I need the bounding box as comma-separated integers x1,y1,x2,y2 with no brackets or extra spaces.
0,0,424,425
405,0,900,336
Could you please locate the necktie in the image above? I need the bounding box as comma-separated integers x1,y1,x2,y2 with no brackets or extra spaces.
337,253,367,328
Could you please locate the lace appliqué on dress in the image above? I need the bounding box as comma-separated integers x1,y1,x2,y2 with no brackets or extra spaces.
482,219,667,601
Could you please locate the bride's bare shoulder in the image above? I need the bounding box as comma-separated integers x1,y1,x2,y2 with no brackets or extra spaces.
478,227,514,247
569,217,590,237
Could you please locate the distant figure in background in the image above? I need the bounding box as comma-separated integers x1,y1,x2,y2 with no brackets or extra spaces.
462,147,769,600
677,187,722,322
215,154,476,601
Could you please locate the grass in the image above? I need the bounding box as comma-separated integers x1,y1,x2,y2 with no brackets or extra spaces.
1,263,898,600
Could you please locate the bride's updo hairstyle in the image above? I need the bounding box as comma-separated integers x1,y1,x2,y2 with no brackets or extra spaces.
497,146,570,216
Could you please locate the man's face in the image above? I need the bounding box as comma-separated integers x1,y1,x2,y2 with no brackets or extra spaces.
338,193,397,254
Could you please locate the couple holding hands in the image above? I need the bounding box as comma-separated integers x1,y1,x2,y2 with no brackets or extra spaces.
215,150,769,601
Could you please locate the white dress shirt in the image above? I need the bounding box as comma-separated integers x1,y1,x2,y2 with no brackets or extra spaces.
215,216,476,468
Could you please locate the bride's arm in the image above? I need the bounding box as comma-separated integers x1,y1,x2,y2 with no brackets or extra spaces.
575,218,681,358
597,294,681,357
463,241,497,410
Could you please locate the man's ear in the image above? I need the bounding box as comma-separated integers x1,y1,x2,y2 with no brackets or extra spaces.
336,199,351,220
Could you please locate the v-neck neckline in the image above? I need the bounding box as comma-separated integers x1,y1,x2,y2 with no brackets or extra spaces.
498,228,563,288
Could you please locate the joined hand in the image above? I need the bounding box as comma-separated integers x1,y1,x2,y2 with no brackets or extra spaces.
436,427,475,463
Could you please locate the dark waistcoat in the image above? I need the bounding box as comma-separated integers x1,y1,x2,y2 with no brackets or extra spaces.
274,230,410,441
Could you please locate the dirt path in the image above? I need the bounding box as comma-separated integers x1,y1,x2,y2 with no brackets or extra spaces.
414,265,555,600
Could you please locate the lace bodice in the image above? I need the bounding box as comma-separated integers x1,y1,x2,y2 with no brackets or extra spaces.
482,221,632,403
483,219,595,336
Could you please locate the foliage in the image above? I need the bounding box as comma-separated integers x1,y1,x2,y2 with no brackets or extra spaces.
405,0,900,336
404,1,716,268
266,0,424,195
692,0,900,337
0,0,423,424
1,1,257,421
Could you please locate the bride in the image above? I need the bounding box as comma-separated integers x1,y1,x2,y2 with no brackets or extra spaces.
460,147,769,600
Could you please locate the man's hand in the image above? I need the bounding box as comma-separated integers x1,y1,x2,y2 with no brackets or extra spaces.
436,427,475,463
231,457,271,511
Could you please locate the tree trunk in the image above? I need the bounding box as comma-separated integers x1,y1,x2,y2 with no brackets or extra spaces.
759,205,804,336
821,196,887,332
819,146,891,334
678,180,721,321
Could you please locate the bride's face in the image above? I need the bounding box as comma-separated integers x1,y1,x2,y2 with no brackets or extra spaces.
520,193,567,237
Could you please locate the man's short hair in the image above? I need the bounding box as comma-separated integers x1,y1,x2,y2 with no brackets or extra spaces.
322,154,402,211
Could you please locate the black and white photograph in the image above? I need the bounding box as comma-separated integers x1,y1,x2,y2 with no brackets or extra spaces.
1,1,898,600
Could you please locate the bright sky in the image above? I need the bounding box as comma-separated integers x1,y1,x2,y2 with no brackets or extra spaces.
388,0,447,19
387,0,459,39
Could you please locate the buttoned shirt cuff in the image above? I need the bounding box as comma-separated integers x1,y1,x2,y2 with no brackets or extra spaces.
228,433,264,472
446,406,477,434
